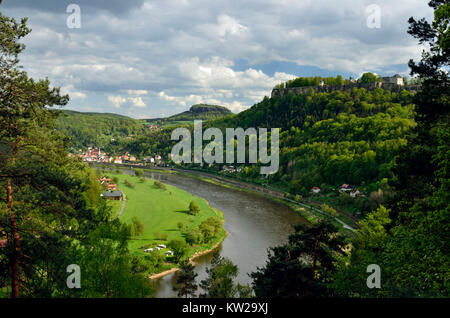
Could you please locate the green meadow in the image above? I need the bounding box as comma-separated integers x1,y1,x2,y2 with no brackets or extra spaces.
105,172,226,258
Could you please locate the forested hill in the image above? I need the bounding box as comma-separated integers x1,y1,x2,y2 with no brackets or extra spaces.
204,79,417,215
142,104,232,125
55,110,147,149
55,104,232,150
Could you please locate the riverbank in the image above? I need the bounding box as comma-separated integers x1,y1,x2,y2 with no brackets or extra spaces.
163,167,359,233
149,236,225,280
94,163,359,233
98,169,228,278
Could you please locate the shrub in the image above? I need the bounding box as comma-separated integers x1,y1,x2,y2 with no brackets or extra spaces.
168,238,190,263
134,169,144,177
124,179,135,188
185,228,203,245
188,201,200,215
321,204,337,216
199,217,222,243
144,252,166,273
130,216,145,236
154,180,167,190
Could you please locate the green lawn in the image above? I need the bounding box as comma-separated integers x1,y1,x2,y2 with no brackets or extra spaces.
108,199,123,219
104,172,226,258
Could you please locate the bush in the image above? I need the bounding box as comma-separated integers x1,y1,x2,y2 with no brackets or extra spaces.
168,238,190,263
188,201,200,215
144,252,166,273
199,217,221,243
321,204,337,216
154,180,167,190
130,216,145,236
134,169,144,177
124,179,135,189
185,228,203,245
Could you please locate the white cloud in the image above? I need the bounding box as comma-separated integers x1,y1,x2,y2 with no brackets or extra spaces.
2,0,433,118
214,15,249,38
128,96,146,108
127,89,148,95
61,85,87,100
108,95,127,108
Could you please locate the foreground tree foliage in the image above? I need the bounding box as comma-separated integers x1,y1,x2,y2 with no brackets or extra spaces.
335,0,449,297
173,260,198,298
0,3,153,298
250,222,346,298
200,252,253,298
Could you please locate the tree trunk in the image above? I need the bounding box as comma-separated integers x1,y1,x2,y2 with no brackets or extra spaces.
7,178,20,298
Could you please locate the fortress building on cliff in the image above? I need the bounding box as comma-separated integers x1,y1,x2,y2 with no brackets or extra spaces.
271,74,420,98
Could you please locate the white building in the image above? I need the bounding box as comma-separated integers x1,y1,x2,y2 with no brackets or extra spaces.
312,187,321,194
382,74,404,86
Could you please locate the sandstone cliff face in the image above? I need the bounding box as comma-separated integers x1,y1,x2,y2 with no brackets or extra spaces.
271,83,421,98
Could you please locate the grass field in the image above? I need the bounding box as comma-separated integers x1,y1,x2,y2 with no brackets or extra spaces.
109,199,123,219
104,172,226,259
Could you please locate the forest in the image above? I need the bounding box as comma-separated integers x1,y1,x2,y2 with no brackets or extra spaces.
55,110,148,150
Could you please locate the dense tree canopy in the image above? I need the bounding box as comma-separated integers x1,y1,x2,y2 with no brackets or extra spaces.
334,0,449,297
0,4,153,298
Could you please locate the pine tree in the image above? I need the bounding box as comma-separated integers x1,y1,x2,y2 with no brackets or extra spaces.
173,260,198,298
0,1,71,297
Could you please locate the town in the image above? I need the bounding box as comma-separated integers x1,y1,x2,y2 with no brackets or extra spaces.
73,147,169,167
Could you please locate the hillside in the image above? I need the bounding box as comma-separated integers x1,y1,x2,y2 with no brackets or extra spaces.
55,110,147,149
55,104,232,151
142,104,232,127
203,77,416,215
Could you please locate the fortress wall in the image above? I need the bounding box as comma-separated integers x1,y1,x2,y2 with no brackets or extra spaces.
271,83,421,98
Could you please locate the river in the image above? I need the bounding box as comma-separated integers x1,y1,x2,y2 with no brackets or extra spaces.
122,170,307,298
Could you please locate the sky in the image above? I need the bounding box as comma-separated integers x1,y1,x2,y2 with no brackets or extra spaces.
1,0,433,119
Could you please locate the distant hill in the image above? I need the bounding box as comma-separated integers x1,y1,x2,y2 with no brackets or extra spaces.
142,104,232,126
55,110,146,149
54,104,232,150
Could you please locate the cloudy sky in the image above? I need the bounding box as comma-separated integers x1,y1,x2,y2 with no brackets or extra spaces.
1,0,433,118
